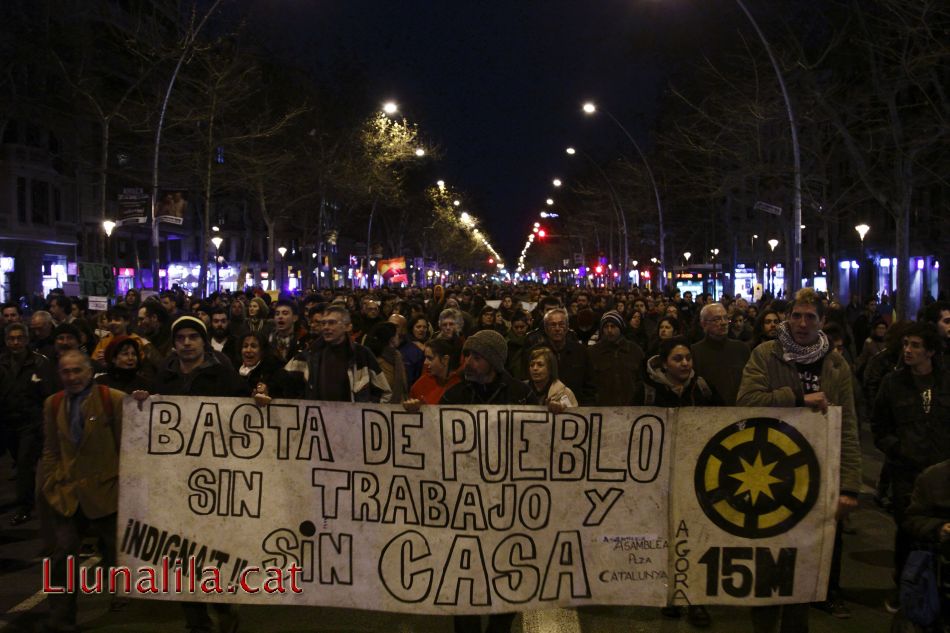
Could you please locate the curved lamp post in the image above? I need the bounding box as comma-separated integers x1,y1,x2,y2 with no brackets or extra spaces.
565,146,629,287
582,101,665,290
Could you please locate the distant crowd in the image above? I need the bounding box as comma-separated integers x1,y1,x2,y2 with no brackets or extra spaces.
0,282,947,633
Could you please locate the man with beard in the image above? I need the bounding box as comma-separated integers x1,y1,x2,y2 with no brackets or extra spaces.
209,307,241,366
737,288,861,630
136,301,171,356
440,329,529,633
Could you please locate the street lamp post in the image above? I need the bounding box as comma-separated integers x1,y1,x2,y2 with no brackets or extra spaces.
565,146,629,287
211,236,223,294
102,220,116,294
277,246,287,293
733,0,803,295
582,102,666,290
710,248,720,299
855,223,870,301
149,0,226,291
768,239,779,296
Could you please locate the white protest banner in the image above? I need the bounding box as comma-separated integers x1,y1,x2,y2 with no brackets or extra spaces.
117,399,838,613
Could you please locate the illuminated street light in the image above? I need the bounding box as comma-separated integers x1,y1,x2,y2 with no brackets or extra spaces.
210,236,223,250
683,251,692,263
436,180,445,189
382,101,398,115
552,178,562,187
278,246,287,257
768,239,779,252
582,102,596,114
855,224,870,242
415,148,425,157
453,200,460,207
545,198,554,206
211,225,220,232
565,147,576,155
102,220,116,237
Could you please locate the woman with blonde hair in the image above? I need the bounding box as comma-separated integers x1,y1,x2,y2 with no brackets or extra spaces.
525,347,577,413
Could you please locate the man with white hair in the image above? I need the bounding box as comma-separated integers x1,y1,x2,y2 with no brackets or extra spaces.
691,302,751,405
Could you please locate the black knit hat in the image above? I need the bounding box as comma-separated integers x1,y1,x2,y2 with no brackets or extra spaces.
171,316,208,342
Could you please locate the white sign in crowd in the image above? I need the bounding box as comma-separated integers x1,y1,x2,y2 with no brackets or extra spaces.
118,398,840,613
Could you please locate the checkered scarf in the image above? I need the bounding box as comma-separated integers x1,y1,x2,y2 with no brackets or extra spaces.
777,321,829,364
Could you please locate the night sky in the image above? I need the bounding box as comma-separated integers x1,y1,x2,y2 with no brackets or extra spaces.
237,0,730,262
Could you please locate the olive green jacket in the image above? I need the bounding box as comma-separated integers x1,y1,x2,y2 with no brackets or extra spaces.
737,340,862,495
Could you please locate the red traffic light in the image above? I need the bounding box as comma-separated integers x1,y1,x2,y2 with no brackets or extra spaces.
488,257,495,264
595,265,603,274
538,229,546,239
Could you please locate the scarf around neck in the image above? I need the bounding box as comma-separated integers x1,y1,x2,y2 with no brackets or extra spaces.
777,322,829,364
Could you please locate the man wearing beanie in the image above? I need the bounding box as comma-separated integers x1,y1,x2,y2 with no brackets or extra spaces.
143,315,244,632
439,329,528,633
589,310,645,405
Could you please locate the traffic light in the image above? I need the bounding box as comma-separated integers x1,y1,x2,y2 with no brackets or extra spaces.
488,257,495,265
538,228,546,239
594,264,603,275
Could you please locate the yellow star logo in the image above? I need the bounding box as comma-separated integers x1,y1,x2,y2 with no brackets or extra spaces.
729,452,783,505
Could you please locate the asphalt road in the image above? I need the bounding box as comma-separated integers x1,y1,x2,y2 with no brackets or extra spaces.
0,425,900,633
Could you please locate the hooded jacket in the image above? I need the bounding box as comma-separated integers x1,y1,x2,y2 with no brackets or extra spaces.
635,355,720,407
281,338,392,403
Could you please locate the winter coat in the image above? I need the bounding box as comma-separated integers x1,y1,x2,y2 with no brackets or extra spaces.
871,366,950,475
39,385,124,519
635,356,721,407
525,378,578,408
589,336,645,406
0,350,52,428
902,460,950,546
736,339,863,495
153,352,246,397
281,339,392,403
440,371,530,406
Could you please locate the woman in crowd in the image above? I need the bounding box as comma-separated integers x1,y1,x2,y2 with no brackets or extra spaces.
647,316,681,356
409,315,432,352
636,336,719,626
364,322,407,403
404,337,463,406
246,297,273,336
95,335,154,394
237,332,282,396
625,309,649,352
524,347,577,413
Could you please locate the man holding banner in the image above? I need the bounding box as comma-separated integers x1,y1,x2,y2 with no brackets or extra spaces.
737,288,861,632
440,329,529,633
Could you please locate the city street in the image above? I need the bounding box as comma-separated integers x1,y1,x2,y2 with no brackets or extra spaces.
0,425,899,633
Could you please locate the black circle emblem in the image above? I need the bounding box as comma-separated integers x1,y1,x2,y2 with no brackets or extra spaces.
694,418,820,538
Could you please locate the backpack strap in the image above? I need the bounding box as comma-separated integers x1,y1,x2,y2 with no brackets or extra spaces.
51,390,66,415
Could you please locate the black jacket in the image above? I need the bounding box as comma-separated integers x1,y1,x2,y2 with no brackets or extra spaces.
153,352,246,397
903,460,950,549
589,336,645,406
440,371,530,406
871,366,950,474
634,356,722,407
0,350,53,428
526,335,594,405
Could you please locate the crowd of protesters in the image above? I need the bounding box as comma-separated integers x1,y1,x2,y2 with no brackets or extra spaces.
0,282,947,633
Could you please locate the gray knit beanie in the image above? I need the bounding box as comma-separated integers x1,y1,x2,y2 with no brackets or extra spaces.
600,310,625,331
463,330,508,374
